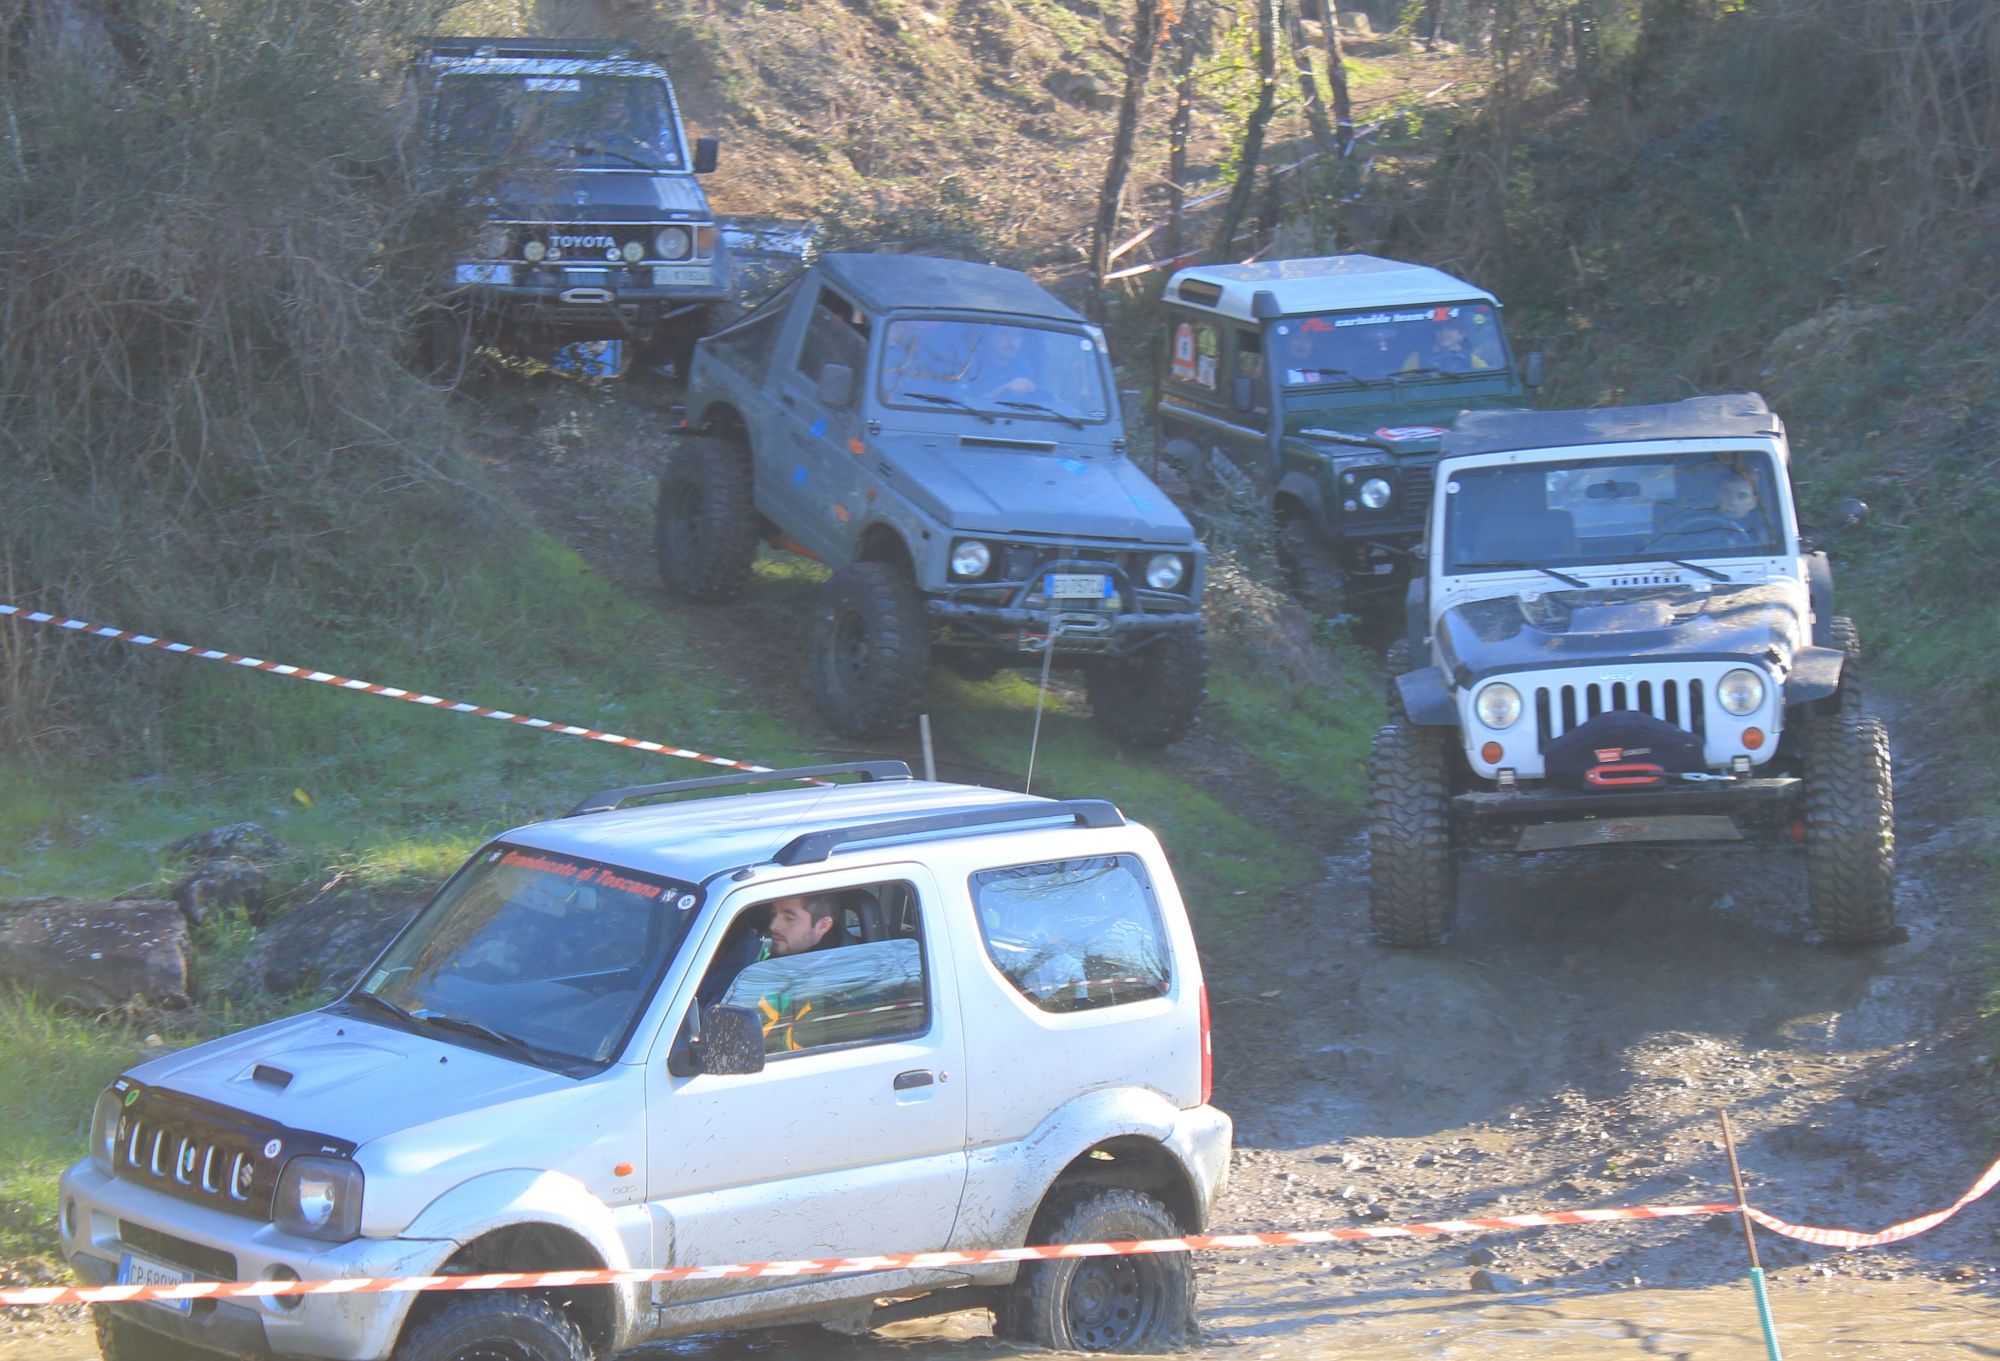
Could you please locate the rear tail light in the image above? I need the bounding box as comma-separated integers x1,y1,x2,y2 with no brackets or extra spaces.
1198,984,1213,1105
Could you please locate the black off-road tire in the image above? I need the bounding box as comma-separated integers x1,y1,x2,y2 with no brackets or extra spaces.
1829,615,1864,713
1383,638,1414,716
1086,625,1208,748
1802,713,1897,945
806,562,931,735
94,1308,228,1361
1368,722,1459,947
653,435,758,603
394,1295,591,1361
1277,513,1346,618
994,1188,1194,1353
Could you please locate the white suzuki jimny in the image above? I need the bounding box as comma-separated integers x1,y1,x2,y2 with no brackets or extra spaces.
61,763,1231,1360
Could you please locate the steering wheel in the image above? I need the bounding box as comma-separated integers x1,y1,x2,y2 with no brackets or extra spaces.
1643,509,1755,550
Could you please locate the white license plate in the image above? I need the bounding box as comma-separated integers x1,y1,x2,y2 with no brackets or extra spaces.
118,1252,195,1313
1045,573,1110,600
452,263,510,285
653,266,711,286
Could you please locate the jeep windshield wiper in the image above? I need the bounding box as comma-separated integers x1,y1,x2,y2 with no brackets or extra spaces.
345,990,419,1026
413,1011,541,1061
1661,557,1730,582
995,399,1086,429
1460,560,1590,588
903,390,995,422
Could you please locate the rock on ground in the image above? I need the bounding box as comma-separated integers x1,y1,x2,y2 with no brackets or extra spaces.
0,899,192,1009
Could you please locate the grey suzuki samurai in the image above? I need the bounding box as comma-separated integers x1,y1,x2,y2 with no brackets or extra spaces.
656,253,1209,747
1157,255,1537,619
411,38,729,374
1373,394,1892,946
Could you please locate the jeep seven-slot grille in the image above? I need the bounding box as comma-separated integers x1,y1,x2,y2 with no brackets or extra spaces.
1533,677,1706,753
117,1105,274,1220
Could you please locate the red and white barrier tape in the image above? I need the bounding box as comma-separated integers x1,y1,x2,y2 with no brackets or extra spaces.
1744,1151,2000,1249
0,603,769,775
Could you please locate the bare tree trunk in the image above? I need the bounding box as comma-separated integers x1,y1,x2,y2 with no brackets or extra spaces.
1164,3,1202,262
1090,0,1166,294
1210,0,1278,260
1281,0,1335,160
1319,0,1355,152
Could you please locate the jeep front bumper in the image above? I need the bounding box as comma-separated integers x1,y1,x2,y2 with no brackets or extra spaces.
1456,777,1802,852
60,1160,447,1361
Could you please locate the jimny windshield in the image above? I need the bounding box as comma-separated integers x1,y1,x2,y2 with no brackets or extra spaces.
878,319,1111,424
350,845,700,1069
433,73,685,170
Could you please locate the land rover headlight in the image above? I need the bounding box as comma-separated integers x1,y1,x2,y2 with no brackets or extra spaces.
522,239,547,263
949,539,991,578
274,1156,363,1243
1359,476,1394,510
654,226,693,260
89,1086,125,1171
1475,682,1522,730
1718,668,1766,716
1145,553,1187,590
621,240,645,263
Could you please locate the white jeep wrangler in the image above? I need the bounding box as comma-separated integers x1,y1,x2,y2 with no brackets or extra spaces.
60,763,1231,1360
1375,395,1893,947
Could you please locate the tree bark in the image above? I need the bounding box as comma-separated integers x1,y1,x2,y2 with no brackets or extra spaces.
1282,0,1335,160
1091,0,1167,294
1319,0,1356,152
1210,0,1279,260
1163,3,1202,262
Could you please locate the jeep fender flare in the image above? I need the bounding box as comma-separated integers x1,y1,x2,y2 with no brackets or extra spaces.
1396,666,1461,727
1784,644,1845,706
1806,551,1837,647
1273,472,1329,534
952,1086,1225,1271
396,1169,645,1350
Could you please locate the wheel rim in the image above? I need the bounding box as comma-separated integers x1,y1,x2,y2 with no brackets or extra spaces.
1064,1254,1159,1350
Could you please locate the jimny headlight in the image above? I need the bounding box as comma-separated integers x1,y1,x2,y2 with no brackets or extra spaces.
274,1156,364,1243
1717,668,1766,716
1145,553,1186,591
949,539,991,578
1474,682,1522,730
1358,476,1393,510
89,1086,125,1172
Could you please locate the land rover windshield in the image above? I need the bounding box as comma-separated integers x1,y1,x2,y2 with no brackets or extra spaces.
1272,301,1508,387
344,845,700,1070
878,318,1111,425
1442,450,1786,574
433,73,685,169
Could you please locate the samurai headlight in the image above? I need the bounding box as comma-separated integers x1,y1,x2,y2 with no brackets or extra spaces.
1717,668,1766,716
1474,682,1522,730
949,539,991,578
89,1087,124,1171
654,226,693,260
1145,553,1187,591
1358,476,1394,510
274,1156,364,1243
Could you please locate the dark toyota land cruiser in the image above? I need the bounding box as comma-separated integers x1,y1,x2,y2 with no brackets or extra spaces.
412,38,729,373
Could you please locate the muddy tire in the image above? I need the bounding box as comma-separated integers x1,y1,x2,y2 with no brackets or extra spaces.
653,434,758,603
393,1295,591,1361
1277,512,1346,618
95,1309,229,1360
995,1188,1193,1352
1802,713,1897,944
1368,722,1459,947
1829,614,1864,713
806,562,930,735
1086,625,1207,748
1383,638,1414,716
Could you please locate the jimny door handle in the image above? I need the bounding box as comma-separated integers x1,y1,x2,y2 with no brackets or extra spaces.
893,1069,934,1091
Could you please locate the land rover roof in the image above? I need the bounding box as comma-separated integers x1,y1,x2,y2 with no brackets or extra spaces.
1442,393,1783,459
503,768,1114,886
818,253,1085,323
1165,254,1498,324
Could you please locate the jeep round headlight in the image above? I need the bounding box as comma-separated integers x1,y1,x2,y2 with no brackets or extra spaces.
274,1156,364,1243
949,539,991,578
621,240,645,264
89,1086,125,1172
1145,553,1186,591
654,226,693,260
1717,668,1765,716
1359,476,1394,510
522,239,547,263
1475,682,1522,730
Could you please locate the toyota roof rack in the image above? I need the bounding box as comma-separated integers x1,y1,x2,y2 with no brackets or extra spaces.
566,761,912,818
773,800,1125,866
